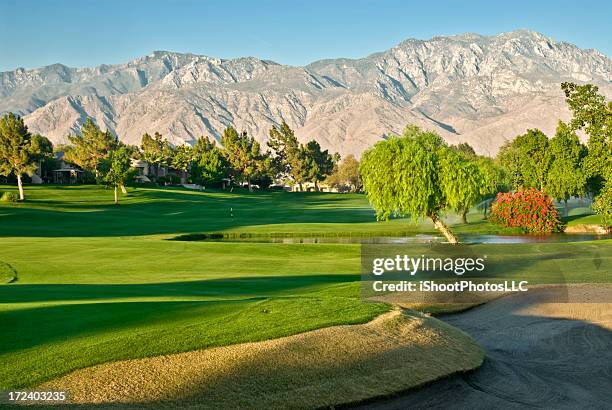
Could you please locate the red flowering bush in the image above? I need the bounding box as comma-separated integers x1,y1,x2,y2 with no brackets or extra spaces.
490,188,564,233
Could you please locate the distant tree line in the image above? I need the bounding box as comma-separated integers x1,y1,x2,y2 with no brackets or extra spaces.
0,116,345,202
1,83,608,228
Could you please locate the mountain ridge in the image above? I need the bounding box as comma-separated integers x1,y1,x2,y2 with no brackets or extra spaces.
1,30,610,157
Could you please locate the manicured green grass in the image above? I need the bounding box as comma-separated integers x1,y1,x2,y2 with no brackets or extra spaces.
565,213,603,226
0,184,511,238
0,238,389,387
0,184,609,390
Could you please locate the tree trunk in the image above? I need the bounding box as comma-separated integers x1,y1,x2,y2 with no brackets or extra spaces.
298,182,303,192
120,184,127,194
114,186,118,204
314,180,319,192
248,178,252,192
16,174,25,201
461,208,468,224
564,199,568,217
430,214,459,244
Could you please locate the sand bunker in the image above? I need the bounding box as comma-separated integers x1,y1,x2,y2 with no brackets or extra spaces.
40,310,483,409
359,285,612,409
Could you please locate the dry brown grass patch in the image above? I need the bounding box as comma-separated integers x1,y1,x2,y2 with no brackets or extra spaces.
40,310,483,409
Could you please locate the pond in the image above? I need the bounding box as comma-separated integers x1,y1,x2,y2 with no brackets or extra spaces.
173,233,610,244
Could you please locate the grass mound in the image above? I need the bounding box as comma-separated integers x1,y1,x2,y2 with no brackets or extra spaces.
0,262,17,284
40,310,484,409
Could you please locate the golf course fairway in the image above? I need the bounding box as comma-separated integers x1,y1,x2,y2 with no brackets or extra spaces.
0,185,610,407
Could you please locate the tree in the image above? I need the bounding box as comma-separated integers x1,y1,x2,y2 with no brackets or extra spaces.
191,137,228,187
268,122,299,176
360,125,466,244
0,113,39,200
440,149,485,224
302,140,336,191
287,146,310,191
140,132,173,178
221,127,271,191
326,154,362,192
99,145,134,204
172,145,194,183
497,129,550,190
562,83,611,193
592,182,612,229
561,83,611,226
65,118,118,178
476,157,507,218
452,142,477,158
545,121,586,213
193,135,217,157
30,134,54,161
267,122,311,190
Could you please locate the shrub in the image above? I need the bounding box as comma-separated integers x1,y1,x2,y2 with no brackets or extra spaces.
0,192,18,202
490,188,564,233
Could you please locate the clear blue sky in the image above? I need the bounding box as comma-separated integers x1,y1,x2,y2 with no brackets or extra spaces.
1,0,610,72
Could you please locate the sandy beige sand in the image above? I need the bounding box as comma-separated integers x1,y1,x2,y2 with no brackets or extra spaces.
39,310,483,409
358,285,612,409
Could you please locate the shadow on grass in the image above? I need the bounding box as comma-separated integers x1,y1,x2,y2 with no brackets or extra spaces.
0,299,257,355
0,274,359,303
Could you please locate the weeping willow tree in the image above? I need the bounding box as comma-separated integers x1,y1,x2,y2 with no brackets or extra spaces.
360,126,489,244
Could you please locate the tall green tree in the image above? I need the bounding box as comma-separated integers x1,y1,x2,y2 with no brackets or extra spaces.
302,140,336,191
29,134,55,182
360,125,466,243
172,145,194,183
497,129,550,190
191,137,228,187
140,132,173,178
561,83,611,227
0,113,39,200
65,118,118,178
440,149,486,224
477,157,507,218
268,122,299,175
98,145,134,204
545,121,586,213
30,134,54,161
267,122,313,190
221,127,271,191
193,136,217,157
287,146,310,191
562,82,611,194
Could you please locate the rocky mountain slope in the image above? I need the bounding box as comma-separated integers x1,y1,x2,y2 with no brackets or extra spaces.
1,30,610,157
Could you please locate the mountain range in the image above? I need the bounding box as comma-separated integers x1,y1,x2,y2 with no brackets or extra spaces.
1,30,610,157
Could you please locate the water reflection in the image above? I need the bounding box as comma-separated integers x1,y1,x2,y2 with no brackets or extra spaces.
187,233,610,244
